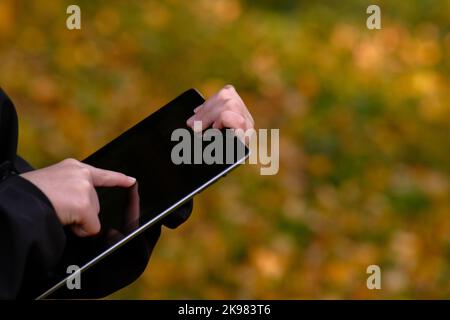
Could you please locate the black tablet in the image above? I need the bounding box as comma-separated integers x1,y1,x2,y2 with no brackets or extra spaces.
37,89,249,299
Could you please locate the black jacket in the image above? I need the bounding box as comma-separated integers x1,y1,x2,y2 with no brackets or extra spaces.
0,88,192,299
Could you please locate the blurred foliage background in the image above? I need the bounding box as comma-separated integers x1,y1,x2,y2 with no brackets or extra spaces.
1,0,449,299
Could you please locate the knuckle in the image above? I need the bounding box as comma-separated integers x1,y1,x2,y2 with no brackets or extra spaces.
76,178,92,193
224,98,238,110
224,84,235,91
217,88,230,100
78,167,91,179
63,158,79,166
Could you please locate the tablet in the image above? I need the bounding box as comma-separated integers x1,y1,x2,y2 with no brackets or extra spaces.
37,89,249,299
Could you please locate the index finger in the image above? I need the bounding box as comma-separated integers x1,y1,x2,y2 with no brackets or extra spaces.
82,164,136,187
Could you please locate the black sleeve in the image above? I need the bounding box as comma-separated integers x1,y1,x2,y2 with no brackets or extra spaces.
10,155,193,299
0,173,66,299
49,200,193,299
1,86,193,299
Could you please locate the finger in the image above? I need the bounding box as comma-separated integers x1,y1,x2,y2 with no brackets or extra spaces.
186,104,207,129
193,104,204,113
233,99,254,127
71,225,89,237
71,212,101,237
232,109,254,131
187,88,254,130
89,187,100,216
71,193,101,237
188,93,243,130
202,94,254,130
83,164,136,187
191,105,225,131
212,111,254,145
187,86,235,128
187,99,220,129
212,110,251,131
241,104,254,127
223,86,254,125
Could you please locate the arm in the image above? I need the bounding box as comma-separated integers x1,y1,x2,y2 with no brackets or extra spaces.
6,85,252,299
0,168,66,299
16,158,190,299
0,89,66,299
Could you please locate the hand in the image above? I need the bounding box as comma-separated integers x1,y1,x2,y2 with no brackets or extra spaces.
187,85,254,132
20,158,136,237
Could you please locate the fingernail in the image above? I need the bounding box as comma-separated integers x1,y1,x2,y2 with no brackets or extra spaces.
193,106,202,113
128,177,137,185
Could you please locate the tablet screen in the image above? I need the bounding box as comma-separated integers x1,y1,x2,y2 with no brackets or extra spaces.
39,89,249,298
